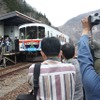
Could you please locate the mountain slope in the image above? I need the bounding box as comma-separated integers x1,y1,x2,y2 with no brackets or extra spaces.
59,9,100,43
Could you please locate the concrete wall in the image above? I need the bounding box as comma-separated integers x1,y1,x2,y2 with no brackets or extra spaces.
14,26,19,39
4,25,19,50
0,24,4,37
4,26,14,39
0,23,19,38
4,26,19,39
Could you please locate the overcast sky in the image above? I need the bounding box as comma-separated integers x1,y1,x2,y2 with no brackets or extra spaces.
25,0,100,27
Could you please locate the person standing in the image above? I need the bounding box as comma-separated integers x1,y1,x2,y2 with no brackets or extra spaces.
93,40,100,74
5,37,10,52
61,43,83,100
78,17,100,100
14,37,19,52
1,37,6,55
28,37,76,100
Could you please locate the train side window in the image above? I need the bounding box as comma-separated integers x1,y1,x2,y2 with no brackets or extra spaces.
51,33,52,36
63,37,65,42
19,28,25,39
47,31,49,37
59,35,61,41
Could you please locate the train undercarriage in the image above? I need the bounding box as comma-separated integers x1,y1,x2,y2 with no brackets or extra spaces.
19,51,43,62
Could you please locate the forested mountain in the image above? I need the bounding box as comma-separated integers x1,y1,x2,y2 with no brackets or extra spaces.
1,0,100,43
0,0,51,25
59,9,100,44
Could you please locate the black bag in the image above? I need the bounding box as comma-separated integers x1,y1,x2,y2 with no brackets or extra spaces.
16,63,41,100
16,93,35,100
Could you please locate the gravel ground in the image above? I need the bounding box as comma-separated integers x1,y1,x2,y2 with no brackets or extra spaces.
0,82,28,100
0,69,29,100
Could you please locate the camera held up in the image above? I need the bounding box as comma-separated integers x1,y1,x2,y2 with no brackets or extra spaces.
88,13,100,28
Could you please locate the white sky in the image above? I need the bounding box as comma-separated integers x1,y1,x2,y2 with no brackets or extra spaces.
25,0,100,27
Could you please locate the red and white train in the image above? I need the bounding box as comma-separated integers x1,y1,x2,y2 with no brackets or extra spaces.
19,23,69,53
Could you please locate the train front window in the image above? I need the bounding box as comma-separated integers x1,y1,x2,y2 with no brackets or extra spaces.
26,26,37,39
38,26,45,38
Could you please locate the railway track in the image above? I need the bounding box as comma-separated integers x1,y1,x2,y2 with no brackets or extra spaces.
0,60,42,99
0,62,32,78
0,56,43,99
0,56,43,78
0,65,29,99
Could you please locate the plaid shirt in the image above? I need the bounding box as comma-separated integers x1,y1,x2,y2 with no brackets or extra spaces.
28,59,76,100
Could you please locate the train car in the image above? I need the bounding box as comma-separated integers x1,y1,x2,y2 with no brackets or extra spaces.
19,23,69,53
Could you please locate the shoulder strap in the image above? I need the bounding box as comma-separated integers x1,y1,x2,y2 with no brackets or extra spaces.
33,63,41,98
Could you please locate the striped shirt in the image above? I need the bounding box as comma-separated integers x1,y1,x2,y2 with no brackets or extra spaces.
28,60,76,100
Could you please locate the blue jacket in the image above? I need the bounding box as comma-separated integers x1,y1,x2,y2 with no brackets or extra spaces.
78,35,100,100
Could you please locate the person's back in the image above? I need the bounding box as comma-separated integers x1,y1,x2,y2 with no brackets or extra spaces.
28,37,76,100
28,60,76,100
61,43,83,100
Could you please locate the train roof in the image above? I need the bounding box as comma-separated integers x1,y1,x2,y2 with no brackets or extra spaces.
19,23,50,29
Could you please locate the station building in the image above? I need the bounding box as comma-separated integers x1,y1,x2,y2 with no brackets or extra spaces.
0,11,40,41
0,11,40,66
